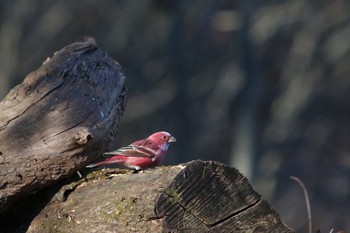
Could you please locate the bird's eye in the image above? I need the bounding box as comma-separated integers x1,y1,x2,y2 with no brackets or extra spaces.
162,135,168,139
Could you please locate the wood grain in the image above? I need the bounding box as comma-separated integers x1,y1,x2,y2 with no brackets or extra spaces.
0,37,127,213
22,161,293,233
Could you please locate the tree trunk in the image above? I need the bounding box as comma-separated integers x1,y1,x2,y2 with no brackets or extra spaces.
24,160,294,233
0,37,127,213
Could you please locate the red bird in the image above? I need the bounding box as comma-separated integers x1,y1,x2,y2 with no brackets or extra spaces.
87,131,176,170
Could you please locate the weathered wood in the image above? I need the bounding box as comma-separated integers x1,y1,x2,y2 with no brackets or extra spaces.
23,161,293,233
0,37,127,213
156,161,292,233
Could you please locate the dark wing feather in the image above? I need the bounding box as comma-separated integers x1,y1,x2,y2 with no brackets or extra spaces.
103,139,159,158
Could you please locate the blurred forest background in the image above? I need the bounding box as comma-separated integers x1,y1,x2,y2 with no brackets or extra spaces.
0,0,349,232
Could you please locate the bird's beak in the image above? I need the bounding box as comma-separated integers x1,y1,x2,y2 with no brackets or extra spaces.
169,136,176,142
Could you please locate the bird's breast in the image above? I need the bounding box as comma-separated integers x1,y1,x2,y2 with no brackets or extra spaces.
160,143,169,151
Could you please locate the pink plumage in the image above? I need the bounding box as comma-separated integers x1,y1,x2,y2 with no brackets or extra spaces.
87,131,176,170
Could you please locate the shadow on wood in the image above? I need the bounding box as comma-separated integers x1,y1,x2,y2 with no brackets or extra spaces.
0,37,127,213
25,160,294,233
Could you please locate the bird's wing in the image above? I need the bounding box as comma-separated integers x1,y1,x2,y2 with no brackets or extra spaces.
103,139,160,158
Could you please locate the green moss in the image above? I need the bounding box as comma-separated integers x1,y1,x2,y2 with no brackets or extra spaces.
84,168,130,180
36,211,75,233
164,187,183,202
97,196,141,226
114,198,137,218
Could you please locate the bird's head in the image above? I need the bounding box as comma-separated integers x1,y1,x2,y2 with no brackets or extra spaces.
148,131,176,146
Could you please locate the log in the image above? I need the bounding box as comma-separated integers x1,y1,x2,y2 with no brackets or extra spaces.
24,160,294,233
0,37,127,213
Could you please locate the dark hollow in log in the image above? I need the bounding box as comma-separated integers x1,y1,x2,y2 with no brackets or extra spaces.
25,160,294,233
0,37,127,213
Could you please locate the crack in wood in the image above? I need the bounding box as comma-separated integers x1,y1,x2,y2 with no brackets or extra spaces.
145,214,164,221
53,179,85,202
0,78,65,130
53,111,93,137
0,114,21,130
209,197,261,227
162,188,210,230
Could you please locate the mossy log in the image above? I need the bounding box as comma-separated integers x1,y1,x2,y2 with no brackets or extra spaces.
26,160,294,233
0,37,127,213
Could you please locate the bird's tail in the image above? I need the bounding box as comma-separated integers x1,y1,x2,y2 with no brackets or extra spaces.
86,162,99,168
86,158,123,168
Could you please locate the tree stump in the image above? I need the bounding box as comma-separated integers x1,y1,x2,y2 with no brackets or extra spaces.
25,160,294,233
0,37,127,213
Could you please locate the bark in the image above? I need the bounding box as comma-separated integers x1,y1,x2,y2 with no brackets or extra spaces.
0,37,127,213
24,160,293,233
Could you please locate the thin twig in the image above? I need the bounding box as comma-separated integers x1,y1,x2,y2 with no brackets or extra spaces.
290,176,312,233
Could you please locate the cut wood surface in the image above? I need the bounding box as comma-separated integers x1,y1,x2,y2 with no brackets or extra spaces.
26,160,294,233
0,37,127,213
